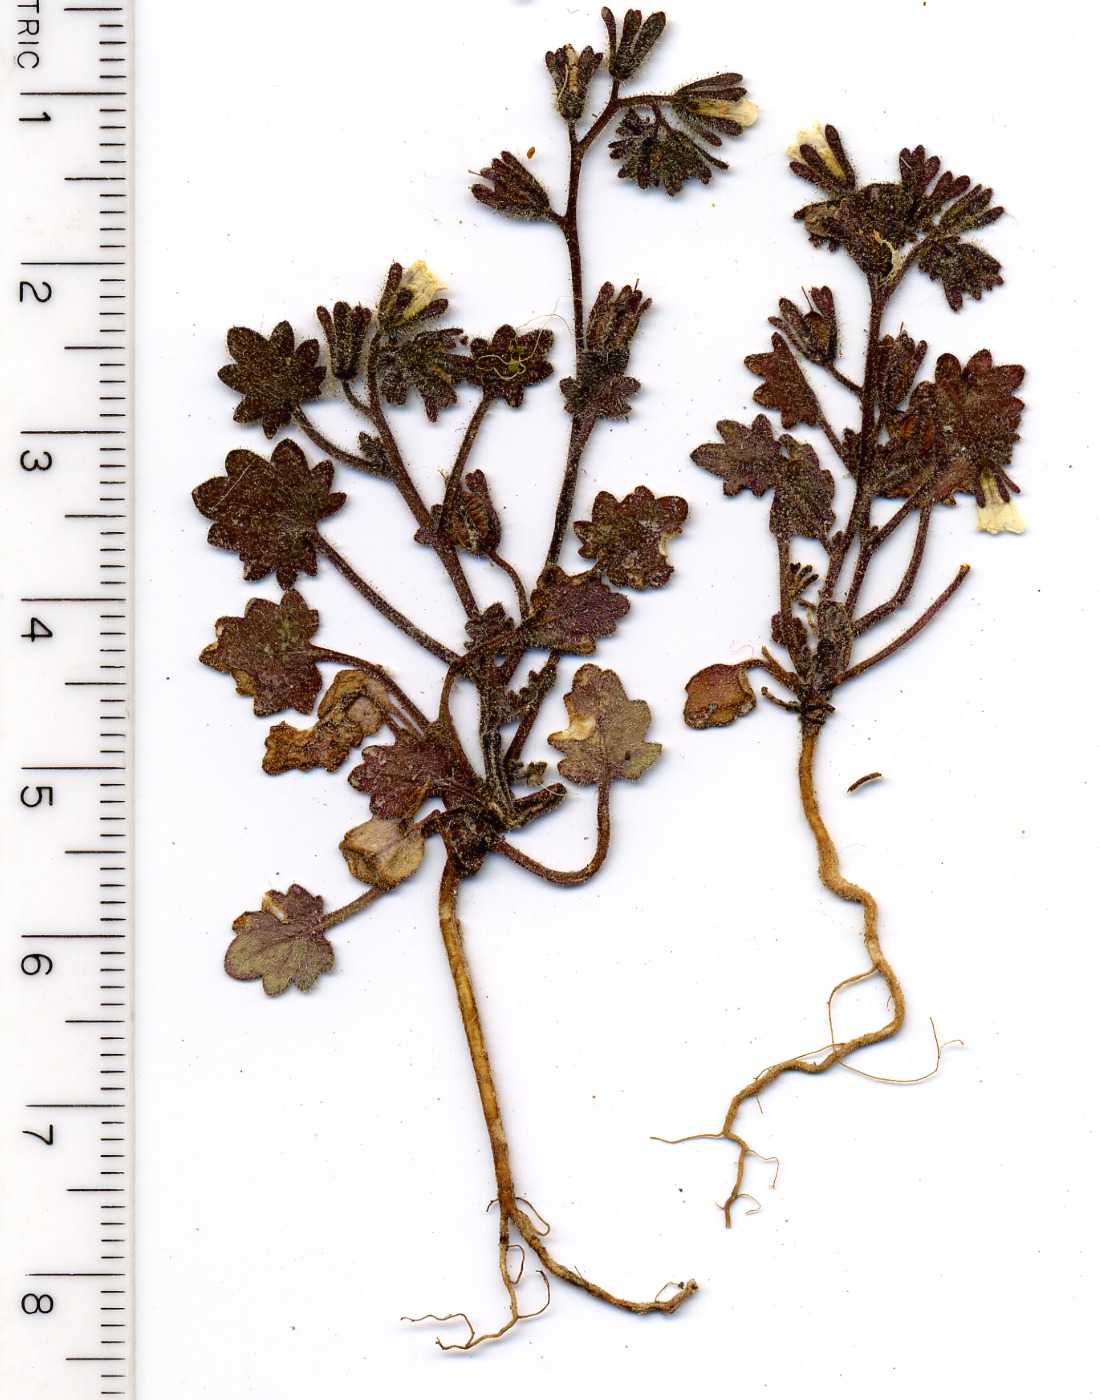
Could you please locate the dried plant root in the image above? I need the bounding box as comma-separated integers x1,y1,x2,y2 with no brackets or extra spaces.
430,858,697,1346
667,726,913,1226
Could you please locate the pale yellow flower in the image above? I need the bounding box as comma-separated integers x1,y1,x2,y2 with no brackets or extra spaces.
787,122,845,182
685,96,759,128
976,468,1025,535
396,260,445,322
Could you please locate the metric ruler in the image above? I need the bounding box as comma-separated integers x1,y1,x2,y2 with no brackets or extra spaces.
0,3,134,1398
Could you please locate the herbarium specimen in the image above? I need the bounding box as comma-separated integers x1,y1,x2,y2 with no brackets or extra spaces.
681,123,1025,1222
193,10,756,1348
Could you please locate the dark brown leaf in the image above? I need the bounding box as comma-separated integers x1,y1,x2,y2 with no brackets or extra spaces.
376,325,469,422
200,589,322,718
348,725,456,820
466,325,554,408
193,440,346,589
548,664,660,784
225,885,334,996
263,669,388,774
609,108,723,196
527,566,630,654
684,662,757,729
768,287,837,367
574,485,687,589
691,414,783,497
916,237,1003,311
925,350,1025,502
745,334,820,430
769,437,835,543
218,322,325,438
877,329,928,413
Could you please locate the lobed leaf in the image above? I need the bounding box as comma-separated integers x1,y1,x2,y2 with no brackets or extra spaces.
200,589,322,718
225,885,334,996
548,664,660,785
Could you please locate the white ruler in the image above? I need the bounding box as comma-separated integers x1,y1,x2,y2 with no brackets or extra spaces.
0,3,134,1397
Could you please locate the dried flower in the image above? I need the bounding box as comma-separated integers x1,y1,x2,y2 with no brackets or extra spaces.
545,43,603,123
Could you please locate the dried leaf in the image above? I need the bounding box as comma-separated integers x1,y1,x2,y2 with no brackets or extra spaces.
691,414,783,497
574,485,687,589
768,287,837,367
376,326,469,422
193,440,346,589
528,566,630,654
745,334,820,430
876,329,928,413
472,152,553,222
225,885,334,996
466,325,554,408
916,237,1003,311
340,818,425,889
348,726,456,820
924,350,1025,503
692,419,835,541
609,108,723,196
770,437,835,543
200,589,322,718
683,663,757,729
263,669,388,774
218,322,325,438
548,664,660,785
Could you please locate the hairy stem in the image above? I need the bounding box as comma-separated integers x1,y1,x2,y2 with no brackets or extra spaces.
364,337,480,618
436,861,696,1345
498,778,611,886
438,393,492,536
310,530,458,665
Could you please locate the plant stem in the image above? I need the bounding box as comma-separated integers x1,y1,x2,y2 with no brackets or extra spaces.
436,860,697,1343
291,407,388,476
438,393,491,536
546,412,597,567
498,779,611,885
364,337,480,618
310,530,458,665
309,645,431,732
838,563,969,683
315,883,386,934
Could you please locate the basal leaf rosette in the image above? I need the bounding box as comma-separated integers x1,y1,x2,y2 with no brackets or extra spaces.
225,884,335,996
548,664,660,785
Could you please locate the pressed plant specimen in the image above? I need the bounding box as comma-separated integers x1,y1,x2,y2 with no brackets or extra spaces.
681,123,1025,1223
193,9,756,1348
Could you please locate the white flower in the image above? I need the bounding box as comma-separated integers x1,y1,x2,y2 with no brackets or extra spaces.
397,260,445,322
787,121,845,181
976,468,1025,535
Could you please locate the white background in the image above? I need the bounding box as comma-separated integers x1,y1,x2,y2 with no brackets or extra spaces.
137,1,1096,1395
